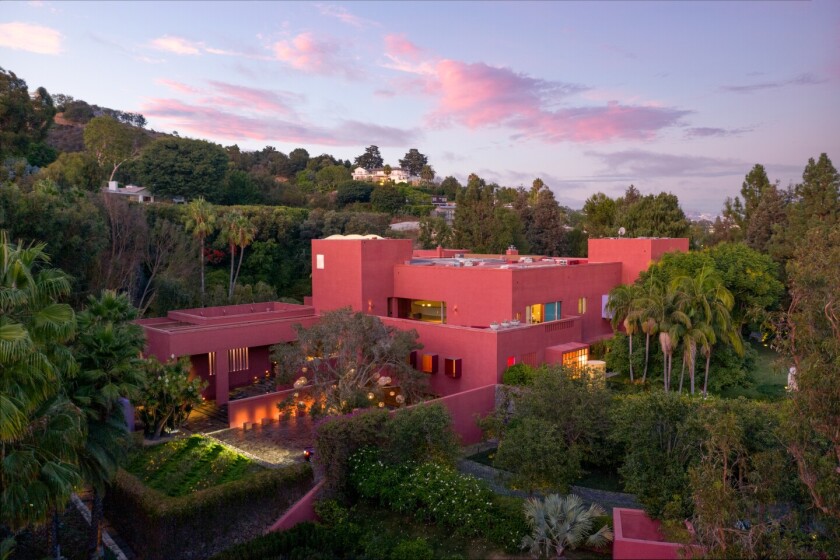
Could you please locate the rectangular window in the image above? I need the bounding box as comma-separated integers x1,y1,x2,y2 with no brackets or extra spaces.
527,301,562,324
227,347,249,372
444,358,462,379
316,254,324,269
208,352,216,376
421,354,438,374
578,297,587,314
562,348,589,373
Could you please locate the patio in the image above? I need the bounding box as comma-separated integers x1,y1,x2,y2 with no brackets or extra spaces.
183,402,316,467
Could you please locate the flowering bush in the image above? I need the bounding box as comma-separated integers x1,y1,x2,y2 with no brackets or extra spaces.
348,448,527,551
137,356,207,439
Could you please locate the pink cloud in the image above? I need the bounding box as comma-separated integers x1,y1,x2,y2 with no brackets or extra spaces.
150,35,201,55
156,78,200,94
384,34,422,59
272,32,350,77
0,22,62,54
315,4,377,28
204,81,298,115
141,97,417,147
383,49,687,142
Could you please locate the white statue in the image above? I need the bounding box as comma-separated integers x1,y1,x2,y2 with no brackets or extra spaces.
787,366,798,392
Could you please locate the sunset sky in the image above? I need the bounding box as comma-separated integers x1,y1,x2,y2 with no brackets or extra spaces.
3,1,839,214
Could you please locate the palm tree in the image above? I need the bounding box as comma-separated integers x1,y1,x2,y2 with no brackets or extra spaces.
522,494,614,558
183,197,216,304
221,212,257,300
630,278,667,385
672,268,742,396
658,287,690,393
606,284,638,382
0,232,83,535
69,290,146,559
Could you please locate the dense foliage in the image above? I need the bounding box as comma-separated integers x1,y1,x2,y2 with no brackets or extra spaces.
105,463,313,560
136,356,206,439
314,404,460,497
272,308,426,415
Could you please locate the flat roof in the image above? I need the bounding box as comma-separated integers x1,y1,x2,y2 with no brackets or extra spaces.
405,256,589,270
136,301,317,333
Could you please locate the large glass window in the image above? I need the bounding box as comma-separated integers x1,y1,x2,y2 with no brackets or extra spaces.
527,301,562,324
408,300,446,323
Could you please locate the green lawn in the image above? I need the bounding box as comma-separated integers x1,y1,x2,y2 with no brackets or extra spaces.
721,340,789,401
125,435,264,497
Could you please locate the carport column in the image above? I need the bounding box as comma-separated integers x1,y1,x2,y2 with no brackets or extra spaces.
215,347,230,405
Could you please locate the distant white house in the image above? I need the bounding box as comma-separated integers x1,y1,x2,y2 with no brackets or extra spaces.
103,181,155,203
352,166,420,185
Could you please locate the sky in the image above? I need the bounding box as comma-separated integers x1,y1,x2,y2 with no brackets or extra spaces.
2,1,839,215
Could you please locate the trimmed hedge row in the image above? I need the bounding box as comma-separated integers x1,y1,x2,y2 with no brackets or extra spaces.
104,463,313,560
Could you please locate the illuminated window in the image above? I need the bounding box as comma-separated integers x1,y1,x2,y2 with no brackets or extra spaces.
562,348,589,373
421,354,438,374
409,300,446,323
228,347,249,372
507,356,516,367
527,301,562,324
208,352,216,376
316,254,324,269
578,297,587,314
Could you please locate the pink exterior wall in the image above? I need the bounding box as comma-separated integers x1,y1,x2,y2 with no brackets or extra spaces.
381,317,583,395
137,303,318,405
613,508,702,560
228,386,312,429
268,480,324,532
588,238,689,286
311,238,413,314
406,384,497,445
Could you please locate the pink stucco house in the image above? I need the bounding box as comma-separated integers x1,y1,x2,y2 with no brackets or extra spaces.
138,236,687,413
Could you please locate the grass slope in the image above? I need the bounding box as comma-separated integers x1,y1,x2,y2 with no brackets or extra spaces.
126,435,263,497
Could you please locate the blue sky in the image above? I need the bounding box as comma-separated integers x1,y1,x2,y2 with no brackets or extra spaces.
2,1,838,214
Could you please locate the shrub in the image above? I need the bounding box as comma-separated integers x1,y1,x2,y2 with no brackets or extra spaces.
610,391,704,519
490,366,615,493
391,538,435,560
105,463,313,560
137,356,206,439
502,363,536,386
315,403,461,498
314,408,390,497
348,448,527,552
380,403,460,466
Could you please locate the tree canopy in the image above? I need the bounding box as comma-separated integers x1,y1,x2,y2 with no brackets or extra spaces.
137,137,229,200
353,145,384,171
398,148,428,175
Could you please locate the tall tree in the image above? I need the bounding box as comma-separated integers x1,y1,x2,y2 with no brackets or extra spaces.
453,174,497,252
771,154,839,264
606,284,639,382
183,197,216,303
354,145,384,171
419,164,435,185
745,183,787,254
779,224,840,526
137,137,229,200
525,187,566,256
0,67,56,162
271,308,426,414
582,193,617,238
69,291,145,558
0,233,83,532
221,212,257,300
398,148,428,175
83,116,148,183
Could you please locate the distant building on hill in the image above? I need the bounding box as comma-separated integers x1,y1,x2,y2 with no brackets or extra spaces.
352,166,420,185
102,181,155,203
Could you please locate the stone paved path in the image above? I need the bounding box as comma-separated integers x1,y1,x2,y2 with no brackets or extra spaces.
457,459,642,513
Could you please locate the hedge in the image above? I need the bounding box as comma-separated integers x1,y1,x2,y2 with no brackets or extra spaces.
104,463,313,560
